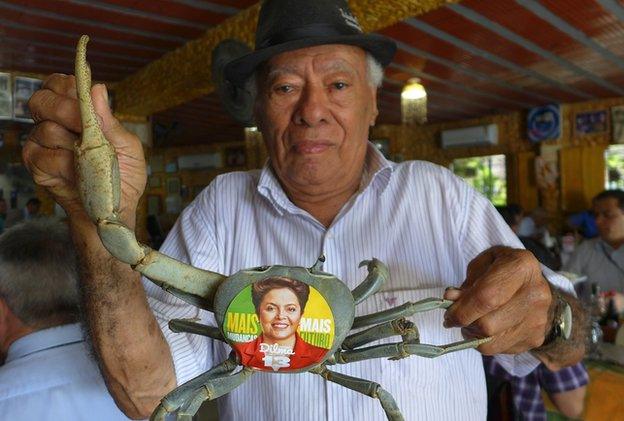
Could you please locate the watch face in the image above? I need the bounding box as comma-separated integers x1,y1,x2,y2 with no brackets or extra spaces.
561,302,573,340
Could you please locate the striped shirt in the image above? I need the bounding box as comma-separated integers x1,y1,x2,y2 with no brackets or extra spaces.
144,144,572,421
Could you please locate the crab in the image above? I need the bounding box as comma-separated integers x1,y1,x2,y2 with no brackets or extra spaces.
74,35,490,421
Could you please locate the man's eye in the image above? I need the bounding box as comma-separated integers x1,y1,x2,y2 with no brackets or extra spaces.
332,82,348,90
275,85,293,93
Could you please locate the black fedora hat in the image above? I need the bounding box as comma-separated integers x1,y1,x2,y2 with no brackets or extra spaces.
223,0,397,88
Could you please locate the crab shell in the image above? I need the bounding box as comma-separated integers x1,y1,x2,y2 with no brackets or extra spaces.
214,265,355,373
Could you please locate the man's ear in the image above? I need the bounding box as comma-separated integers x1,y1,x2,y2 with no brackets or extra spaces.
369,88,379,127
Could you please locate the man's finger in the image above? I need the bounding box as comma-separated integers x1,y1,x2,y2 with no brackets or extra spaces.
455,290,531,337
42,73,78,98
28,121,78,152
23,139,76,186
444,275,517,328
29,89,82,133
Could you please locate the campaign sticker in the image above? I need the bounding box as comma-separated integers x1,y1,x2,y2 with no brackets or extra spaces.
224,276,335,372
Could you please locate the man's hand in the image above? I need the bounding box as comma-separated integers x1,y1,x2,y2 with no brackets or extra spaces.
22,73,146,226
444,246,586,369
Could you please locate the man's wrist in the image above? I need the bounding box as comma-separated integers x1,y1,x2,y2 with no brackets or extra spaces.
539,288,573,349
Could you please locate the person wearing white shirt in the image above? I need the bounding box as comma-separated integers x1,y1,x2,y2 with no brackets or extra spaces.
23,0,587,419
0,219,130,421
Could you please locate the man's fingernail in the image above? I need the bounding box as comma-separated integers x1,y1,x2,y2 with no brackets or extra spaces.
101,84,109,104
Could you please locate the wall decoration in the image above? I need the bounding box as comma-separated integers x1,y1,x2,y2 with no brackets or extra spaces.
0,73,11,119
527,104,561,143
225,146,246,167
611,106,624,144
574,109,608,137
13,76,42,122
372,138,390,158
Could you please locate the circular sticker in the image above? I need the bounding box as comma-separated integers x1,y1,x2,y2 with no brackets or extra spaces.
224,276,335,372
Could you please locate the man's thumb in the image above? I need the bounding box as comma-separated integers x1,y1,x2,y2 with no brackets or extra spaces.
90,83,128,144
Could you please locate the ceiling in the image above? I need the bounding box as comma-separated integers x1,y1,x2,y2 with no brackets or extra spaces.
2,0,624,145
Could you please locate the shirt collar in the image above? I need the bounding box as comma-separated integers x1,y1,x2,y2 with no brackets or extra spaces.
6,323,83,363
256,142,394,214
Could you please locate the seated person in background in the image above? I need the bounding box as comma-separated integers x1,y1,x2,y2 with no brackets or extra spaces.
564,189,624,312
496,205,560,270
0,219,130,421
4,197,42,229
483,355,588,421
567,209,598,239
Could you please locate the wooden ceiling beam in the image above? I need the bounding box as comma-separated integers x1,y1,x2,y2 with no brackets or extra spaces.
113,0,460,116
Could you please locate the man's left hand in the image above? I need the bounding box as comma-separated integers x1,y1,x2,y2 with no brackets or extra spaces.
443,246,552,355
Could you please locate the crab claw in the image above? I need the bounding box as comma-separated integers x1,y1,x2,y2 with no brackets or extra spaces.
352,258,389,305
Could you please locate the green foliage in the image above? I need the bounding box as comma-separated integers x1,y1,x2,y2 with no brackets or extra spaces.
605,145,624,189
453,155,507,205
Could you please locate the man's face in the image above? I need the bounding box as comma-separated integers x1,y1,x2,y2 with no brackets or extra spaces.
255,44,378,195
594,197,624,244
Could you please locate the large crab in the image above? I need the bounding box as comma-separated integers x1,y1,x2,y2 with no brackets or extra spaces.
74,35,489,421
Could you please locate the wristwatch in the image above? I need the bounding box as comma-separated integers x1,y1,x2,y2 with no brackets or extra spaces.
542,290,573,346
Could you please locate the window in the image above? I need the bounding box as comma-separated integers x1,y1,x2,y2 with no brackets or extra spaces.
605,144,624,189
452,154,507,205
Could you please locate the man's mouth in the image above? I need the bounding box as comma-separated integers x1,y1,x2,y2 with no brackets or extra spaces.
292,140,331,154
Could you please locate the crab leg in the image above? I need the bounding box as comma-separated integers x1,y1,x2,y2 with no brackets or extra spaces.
332,336,491,364
342,318,416,350
168,319,225,341
75,35,226,310
150,354,246,420
352,298,454,329
312,365,404,421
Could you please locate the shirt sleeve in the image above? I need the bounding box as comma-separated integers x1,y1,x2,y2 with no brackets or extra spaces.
142,186,222,386
538,362,589,393
458,186,574,377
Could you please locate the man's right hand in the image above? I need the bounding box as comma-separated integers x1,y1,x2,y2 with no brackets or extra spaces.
23,73,147,226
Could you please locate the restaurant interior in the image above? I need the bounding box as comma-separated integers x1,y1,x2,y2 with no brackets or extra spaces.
1,0,624,420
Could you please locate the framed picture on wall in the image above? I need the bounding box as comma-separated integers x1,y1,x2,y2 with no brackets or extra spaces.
0,73,11,120
574,110,608,137
13,76,42,122
527,104,561,142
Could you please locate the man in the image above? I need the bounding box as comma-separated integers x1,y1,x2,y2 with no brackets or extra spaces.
23,1,586,420
564,189,624,312
4,197,41,229
0,219,130,420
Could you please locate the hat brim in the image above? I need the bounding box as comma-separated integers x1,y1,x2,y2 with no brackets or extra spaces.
224,33,396,88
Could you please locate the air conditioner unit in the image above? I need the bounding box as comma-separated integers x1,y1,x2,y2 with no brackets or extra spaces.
440,124,498,148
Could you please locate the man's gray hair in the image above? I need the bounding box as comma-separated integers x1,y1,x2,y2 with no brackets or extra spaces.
0,218,79,328
365,53,384,88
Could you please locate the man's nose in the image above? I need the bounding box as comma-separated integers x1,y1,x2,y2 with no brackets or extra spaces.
293,83,330,126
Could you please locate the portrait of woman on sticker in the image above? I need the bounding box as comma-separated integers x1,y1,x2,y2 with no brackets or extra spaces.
232,277,328,371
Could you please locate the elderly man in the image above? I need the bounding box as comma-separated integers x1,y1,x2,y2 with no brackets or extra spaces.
0,219,130,420
564,189,624,312
23,0,586,420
